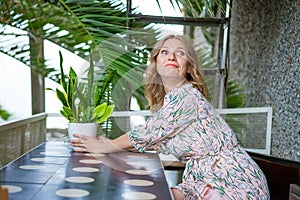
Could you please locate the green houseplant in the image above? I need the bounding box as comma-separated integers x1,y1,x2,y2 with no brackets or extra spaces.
53,51,115,140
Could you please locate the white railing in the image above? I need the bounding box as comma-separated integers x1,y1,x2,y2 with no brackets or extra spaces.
0,113,47,167
215,107,272,155
47,107,273,155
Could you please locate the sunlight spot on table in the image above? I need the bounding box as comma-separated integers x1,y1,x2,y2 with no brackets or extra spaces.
122,191,156,199
65,176,95,183
84,153,106,157
125,169,150,175
72,167,99,172
40,151,69,157
124,179,154,186
31,157,56,162
19,165,46,170
79,159,103,164
46,146,69,150
1,185,22,193
56,189,90,198
126,155,151,159
126,161,148,167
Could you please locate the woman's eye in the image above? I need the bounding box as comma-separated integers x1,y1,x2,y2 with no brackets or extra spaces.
161,50,168,55
176,51,185,56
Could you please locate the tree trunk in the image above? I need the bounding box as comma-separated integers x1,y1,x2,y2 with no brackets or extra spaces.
30,31,45,115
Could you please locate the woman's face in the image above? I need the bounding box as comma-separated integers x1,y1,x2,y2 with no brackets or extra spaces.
156,38,189,80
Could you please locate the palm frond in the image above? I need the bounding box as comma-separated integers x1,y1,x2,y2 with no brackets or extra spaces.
225,77,245,108
0,0,157,111
167,0,229,17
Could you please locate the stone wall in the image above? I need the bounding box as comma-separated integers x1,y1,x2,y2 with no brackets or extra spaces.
229,0,300,161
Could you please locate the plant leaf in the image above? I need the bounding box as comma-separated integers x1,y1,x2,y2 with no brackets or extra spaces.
68,67,78,107
97,104,114,123
92,103,108,119
56,89,68,107
62,106,73,118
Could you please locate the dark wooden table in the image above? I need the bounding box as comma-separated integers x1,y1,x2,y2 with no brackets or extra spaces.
0,142,173,200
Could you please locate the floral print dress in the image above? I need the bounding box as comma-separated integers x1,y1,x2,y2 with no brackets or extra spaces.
128,83,270,200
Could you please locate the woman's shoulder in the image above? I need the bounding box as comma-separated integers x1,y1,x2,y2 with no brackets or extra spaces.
166,83,190,96
174,83,210,104
165,83,197,102
169,83,194,93
162,84,198,111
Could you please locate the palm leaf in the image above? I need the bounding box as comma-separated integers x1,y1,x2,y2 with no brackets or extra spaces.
167,0,228,17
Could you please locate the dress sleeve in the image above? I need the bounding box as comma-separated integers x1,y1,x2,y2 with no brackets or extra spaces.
128,88,197,152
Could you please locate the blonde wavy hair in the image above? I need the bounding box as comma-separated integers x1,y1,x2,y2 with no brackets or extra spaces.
144,35,210,112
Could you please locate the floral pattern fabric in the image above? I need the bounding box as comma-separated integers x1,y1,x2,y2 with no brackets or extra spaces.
128,84,270,200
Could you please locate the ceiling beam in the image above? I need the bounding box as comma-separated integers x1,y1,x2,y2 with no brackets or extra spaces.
129,14,228,27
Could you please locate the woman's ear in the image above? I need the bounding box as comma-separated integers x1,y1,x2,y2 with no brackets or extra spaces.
187,66,192,74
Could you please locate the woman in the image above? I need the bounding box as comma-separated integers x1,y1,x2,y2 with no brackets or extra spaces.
71,35,270,200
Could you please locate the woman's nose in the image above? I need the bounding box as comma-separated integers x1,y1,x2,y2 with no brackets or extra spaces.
168,52,176,60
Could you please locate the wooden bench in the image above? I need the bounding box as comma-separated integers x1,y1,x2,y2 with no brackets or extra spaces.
290,184,300,200
248,152,300,200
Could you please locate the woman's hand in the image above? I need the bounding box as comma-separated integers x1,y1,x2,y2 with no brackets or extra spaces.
70,132,134,154
70,134,110,153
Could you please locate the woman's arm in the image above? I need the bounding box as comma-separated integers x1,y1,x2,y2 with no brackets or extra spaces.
111,133,134,151
70,133,134,154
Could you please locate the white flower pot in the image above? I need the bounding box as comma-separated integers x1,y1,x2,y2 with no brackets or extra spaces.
68,123,98,142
